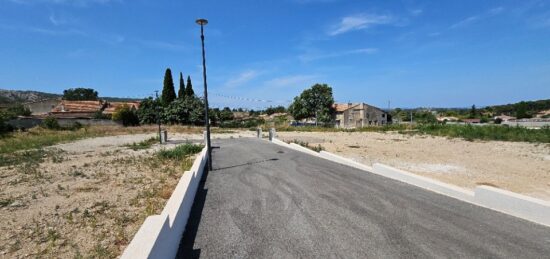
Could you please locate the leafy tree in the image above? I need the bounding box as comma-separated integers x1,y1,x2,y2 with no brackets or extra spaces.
219,107,234,121
266,106,286,115
288,84,335,124
136,97,161,124
42,116,60,130
112,104,139,126
469,105,477,119
162,68,177,106
185,76,195,97
62,88,98,101
162,96,204,125
515,101,531,119
178,72,185,99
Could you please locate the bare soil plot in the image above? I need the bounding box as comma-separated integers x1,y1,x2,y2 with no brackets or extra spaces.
0,130,253,258
277,131,550,201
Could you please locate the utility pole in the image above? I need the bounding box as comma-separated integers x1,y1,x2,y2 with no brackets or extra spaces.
155,90,162,144
196,18,212,171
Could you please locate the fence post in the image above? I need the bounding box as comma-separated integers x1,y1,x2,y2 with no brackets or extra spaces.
257,128,262,138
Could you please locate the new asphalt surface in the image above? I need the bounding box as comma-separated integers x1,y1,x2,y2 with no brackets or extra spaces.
177,138,550,258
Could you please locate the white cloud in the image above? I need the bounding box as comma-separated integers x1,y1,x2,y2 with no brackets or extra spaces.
263,75,319,88
299,48,378,62
489,6,504,15
449,16,479,29
328,13,393,36
49,13,66,26
224,70,261,88
410,9,423,16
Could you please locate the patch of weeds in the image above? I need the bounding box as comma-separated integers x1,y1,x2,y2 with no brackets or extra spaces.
9,239,22,252
75,186,99,192
0,197,14,207
157,143,203,160
69,169,87,178
91,244,114,258
125,136,159,151
290,139,325,152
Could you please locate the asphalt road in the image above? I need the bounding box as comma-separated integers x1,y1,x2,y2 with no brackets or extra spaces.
177,138,550,258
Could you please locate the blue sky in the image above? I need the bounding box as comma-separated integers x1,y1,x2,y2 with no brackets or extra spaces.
1,0,549,109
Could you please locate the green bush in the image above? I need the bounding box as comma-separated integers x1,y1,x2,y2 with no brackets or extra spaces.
112,104,139,127
157,143,203,160
42,116,60,130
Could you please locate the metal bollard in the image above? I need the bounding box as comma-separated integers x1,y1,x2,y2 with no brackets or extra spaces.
269,128,276,141
257,128,262,138
160,130,168,144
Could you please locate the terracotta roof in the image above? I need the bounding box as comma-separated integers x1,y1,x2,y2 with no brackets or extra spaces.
333,103,359,112
103,102,140,114
51,100,104,113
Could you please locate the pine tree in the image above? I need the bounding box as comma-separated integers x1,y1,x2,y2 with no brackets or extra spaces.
178,72,185,99
185,75,195,97
162,68,176,106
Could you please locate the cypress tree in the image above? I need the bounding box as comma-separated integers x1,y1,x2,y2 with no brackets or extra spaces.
162,68,176,106
185,75,195,97
178,72,185,99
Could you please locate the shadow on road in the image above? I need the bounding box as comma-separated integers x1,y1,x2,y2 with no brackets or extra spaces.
212,158,279,171
176,168,209,259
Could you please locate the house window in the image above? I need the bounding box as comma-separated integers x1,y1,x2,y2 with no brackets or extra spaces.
382,114,385,118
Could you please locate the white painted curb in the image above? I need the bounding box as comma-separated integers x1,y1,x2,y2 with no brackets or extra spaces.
474,185,550,226
270,137,550,227
372,163,475,203
121,146,209,259
319,151,374,172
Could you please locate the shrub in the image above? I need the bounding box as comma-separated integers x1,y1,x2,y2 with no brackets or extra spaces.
112,104,139,127
157,143,203,160
42,116,60,130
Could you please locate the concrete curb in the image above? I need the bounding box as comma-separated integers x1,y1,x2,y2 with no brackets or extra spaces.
474,185,550,226
121,146,209,259
319,151,374,172
270,138,550,227
372,164,550,226
372,163,475,203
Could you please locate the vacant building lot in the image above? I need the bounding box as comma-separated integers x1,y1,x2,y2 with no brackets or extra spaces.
0,128,252,258
277,131,550,201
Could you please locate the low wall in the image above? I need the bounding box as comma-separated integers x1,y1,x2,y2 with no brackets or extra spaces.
121,146,209,259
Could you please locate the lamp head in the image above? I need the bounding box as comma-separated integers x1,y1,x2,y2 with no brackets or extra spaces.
196,19,208,26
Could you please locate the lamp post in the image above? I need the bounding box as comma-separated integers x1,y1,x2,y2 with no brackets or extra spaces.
196,18,212,170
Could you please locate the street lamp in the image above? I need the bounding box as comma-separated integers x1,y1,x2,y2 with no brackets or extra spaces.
196,18,212,170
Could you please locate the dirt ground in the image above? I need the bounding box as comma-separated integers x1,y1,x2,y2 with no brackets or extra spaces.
277,131,550,201
0,130,253,258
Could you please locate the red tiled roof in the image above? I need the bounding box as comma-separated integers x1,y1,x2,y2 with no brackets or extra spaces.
103,102,140,114
51,100,104,113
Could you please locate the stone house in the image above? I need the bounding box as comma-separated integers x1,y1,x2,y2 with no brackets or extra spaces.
333,103,388,128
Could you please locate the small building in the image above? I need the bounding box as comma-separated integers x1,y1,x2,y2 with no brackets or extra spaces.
494,115,516,122
24,98,61,115
462,118,481,124
50,100,106,118
437,116,459,123
102,102,140,115
333,103,388,128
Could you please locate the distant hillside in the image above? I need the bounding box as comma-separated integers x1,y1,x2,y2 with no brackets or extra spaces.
0,89,60,105
487,99,550,116
0,89,140,105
